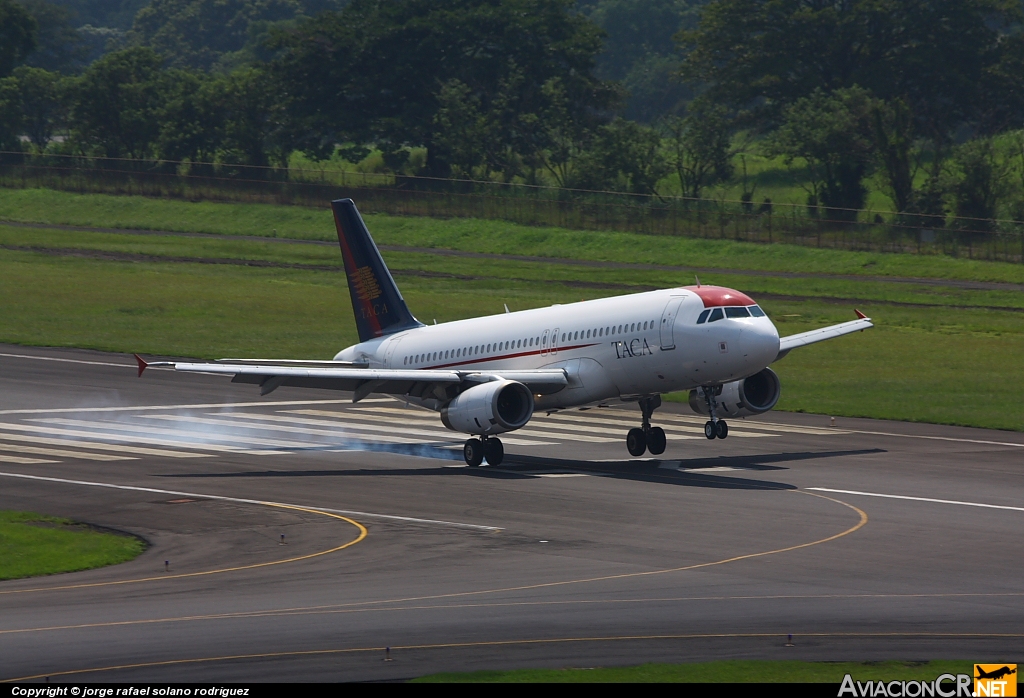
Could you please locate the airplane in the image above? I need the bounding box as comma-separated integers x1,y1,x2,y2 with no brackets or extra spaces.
136,198,873,467
976,666,1017,681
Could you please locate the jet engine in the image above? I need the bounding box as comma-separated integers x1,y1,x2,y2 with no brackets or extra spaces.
689,367,781,418
441,380,535,435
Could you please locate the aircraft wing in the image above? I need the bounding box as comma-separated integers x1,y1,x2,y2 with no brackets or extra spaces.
135,355,567,401
774,312,873,362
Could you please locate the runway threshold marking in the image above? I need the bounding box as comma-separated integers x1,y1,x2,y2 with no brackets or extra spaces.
8,631,1024,682
0,398,353,416
808,487,1024,513
0,472,367,595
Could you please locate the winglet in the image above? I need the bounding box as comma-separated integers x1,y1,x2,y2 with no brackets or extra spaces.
854,309,867,319
134,354,148,377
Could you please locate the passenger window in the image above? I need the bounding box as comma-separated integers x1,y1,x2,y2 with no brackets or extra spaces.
726,307,751,318
697,309,710,324
708,308,724,322
749,305,766,317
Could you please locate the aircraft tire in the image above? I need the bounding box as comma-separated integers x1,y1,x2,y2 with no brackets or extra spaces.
704,421,716,439
626,427,647,457
464,438,485,467
647,427,666,455
716,420,729,439
484,438,504,466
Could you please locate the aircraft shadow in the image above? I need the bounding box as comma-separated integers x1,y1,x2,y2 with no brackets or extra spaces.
161,448,883,491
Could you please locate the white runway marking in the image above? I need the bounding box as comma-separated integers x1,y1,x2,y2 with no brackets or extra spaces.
0,442,134,461
148,413,452,446
844,430,1024,448
0,471,503,531
288,410,555,446
0,399,352,416
0,454,57,464
0,352,135,369
0,423,279,455
31,418,309,451
0,432,208,458
807,488,1024,513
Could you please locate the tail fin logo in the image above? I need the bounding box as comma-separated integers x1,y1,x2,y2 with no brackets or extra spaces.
350,266,383,302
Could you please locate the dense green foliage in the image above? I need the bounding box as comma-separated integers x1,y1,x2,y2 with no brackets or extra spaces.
0,510,146,580
3,0,1024,234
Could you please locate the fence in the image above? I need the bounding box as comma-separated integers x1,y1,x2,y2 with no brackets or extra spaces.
2,152,1022,262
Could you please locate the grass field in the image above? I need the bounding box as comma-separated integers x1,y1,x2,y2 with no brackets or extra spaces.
0,510,146,580
3,188,1024,284
1,188,1022,431
412,660,976,683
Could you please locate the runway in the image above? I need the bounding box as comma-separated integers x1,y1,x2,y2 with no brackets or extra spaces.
1,344,1022,682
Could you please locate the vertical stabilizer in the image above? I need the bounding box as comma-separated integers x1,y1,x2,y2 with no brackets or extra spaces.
331,199,422,342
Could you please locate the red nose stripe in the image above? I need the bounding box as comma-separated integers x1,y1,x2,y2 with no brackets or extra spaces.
683,285,756,308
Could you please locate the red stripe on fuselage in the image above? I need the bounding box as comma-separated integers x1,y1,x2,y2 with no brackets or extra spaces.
405,342,601,370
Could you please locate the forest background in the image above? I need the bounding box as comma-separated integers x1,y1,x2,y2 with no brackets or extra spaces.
3,0,1024,234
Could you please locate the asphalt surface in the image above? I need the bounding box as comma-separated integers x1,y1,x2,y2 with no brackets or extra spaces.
1,344,1022,682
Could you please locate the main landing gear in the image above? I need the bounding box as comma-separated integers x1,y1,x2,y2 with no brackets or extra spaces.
626,395,667,457
701,385,728,440
463,436,504,467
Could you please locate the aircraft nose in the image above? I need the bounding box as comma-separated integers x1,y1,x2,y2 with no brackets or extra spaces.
744,319,780,365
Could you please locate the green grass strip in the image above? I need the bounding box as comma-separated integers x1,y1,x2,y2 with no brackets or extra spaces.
2,188,1023,284
0,510,146,580
412,660,975,683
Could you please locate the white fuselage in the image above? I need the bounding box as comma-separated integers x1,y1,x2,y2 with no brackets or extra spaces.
333,287,781,412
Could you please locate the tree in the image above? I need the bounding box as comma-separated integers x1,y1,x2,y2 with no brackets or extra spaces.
947,138,1013,239
219,66,295,172
68,47,165,158
8,66,65,150
575,117,668,194
0,0,38,77
679,0,1022,156
155,69,225,171
130,0,309,70
766,87,875,221
269,0,617,177
19,0,88,73
661,100,732,200
584,0,702,122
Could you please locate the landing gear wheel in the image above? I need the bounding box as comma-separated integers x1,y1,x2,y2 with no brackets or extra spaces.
464,438,485,467
626,427,647,457
647,426,666,455
715,420,729,439
484,438,504,466
704,421,716,440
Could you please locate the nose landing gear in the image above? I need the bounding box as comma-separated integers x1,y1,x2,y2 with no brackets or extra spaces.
626,395,667,457
701,385,728,439
463,436,504,467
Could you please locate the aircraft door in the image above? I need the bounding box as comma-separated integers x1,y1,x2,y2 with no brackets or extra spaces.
550,327,560,355
541,329,550,356
659,296,685,350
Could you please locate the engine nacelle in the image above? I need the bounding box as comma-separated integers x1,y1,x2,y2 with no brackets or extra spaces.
441,380,535,435
689,367,781,418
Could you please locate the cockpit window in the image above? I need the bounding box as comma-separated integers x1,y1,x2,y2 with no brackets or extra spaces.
708,308,724,322
749,305,766,317
696,309,711,324
725,306,751,318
